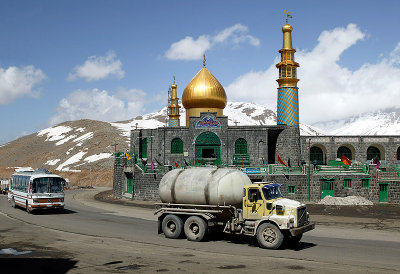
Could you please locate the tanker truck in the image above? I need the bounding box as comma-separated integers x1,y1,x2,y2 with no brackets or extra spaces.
155,167,314,249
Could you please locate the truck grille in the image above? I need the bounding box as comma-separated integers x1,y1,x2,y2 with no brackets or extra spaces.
297,207,307,227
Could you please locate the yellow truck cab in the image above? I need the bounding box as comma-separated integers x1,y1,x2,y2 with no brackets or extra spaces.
242,183,314,249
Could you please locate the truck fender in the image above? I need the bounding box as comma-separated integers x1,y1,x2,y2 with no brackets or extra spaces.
254,215,290,235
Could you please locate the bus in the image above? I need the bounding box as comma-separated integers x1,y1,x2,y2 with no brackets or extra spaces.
8,168,65,213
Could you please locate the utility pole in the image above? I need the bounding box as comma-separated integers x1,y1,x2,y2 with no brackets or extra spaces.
308,138,311,201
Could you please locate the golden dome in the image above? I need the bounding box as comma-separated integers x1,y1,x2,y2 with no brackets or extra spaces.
182,67,227,109
282,23,293,32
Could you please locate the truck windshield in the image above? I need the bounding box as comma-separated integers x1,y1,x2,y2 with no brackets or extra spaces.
32,177,64,193
262,186,282,200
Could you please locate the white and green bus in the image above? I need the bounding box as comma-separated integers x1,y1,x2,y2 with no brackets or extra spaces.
8,168,65,213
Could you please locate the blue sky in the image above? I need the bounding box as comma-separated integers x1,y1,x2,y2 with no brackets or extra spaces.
0,0,400,143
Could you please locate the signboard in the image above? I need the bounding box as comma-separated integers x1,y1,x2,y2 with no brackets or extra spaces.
195,116,221,129
246,167,261,174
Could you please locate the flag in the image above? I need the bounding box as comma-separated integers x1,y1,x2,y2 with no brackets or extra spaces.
184,159,189,167
340,155,352,166
372,157,381,169
278,155,287,167
125,152,131,160
174,161,179,168
150,160,155,170
287,14,292,18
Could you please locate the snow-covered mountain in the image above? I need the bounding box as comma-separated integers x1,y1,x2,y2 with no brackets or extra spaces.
313,110,400,135
111,102,323,137
2,102,399,176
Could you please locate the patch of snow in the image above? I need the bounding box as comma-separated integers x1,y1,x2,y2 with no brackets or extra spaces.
73,132,93,143
66,147,74,155
45,159,60,166
55,135,76,146
0,248,32,255
15,167,34,172
58,168,81,172
317,195,373,205
84,153,112,163
75,127,85,132
56,151,87,171
38,126,72,141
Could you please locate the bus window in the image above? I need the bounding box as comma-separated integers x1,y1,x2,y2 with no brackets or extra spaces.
33,178,64,193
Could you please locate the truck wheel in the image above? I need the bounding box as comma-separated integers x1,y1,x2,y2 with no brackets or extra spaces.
11,197,15,208
256,223,284,249
162,214,183,239
184,216,208,242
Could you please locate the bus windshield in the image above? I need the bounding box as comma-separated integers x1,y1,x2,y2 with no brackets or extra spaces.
262,186,282,200
33,177,64,193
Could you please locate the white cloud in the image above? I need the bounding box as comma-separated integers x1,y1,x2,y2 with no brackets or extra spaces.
0,65,46,104
49,88,147,125
165,24,260,60
68,51,124,81
226,23,400,124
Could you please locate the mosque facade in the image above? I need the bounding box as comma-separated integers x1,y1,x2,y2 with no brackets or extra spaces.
113,17,400,203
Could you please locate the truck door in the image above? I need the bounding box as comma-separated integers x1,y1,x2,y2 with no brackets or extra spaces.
243,188,264,220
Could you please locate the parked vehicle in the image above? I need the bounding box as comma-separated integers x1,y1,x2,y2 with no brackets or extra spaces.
2,187,9,195
155,167,314,249
8,168,65,213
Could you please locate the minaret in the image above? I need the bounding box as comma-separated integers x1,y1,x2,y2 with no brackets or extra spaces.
167,76,181,127
276,11,300,126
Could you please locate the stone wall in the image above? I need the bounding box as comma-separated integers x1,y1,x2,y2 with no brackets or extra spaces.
132,165,162,201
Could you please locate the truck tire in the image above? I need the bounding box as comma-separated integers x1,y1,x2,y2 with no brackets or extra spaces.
256,223,284,249
184,216,208,242
162,214,183,239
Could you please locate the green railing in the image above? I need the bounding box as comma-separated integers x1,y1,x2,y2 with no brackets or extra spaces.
315,163,369,174
232,154,250,166
377,166,400,181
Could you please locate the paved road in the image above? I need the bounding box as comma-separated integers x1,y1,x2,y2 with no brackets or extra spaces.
1,189,400,273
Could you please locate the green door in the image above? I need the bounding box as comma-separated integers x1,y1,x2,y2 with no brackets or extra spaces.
195,132,221,165
126,174,133,194
379,183,388,202
321,179,334,199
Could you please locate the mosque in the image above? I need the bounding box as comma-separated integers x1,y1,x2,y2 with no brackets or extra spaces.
113,16,400,203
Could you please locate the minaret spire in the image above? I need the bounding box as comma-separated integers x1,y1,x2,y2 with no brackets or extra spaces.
276,11,300,126
168,76,181,127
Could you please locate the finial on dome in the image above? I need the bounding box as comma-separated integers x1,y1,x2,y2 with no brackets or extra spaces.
173,75,175,84
203,53,206,67
284,10,292,24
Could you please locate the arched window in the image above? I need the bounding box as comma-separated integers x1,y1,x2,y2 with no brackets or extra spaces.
235,138,248,154
310,146,324,165
367,146,381,160
171,138,183,154
337,146,352,160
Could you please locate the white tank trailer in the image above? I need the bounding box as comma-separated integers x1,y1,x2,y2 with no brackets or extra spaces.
159,167,251,206
155,167,315,249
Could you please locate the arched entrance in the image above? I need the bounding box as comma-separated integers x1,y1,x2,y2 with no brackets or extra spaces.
337,146,352,160
367,146,381,160
195,132,221,165
310,146,324,165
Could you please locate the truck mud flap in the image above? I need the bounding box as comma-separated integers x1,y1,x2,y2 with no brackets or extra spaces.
289,222,315,236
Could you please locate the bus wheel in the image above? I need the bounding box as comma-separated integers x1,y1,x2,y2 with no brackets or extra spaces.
26,202,32,214
11,197,15,208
